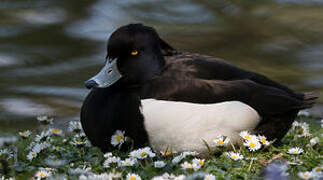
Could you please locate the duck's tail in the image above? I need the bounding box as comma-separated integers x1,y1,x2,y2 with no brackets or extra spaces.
301,91,320,109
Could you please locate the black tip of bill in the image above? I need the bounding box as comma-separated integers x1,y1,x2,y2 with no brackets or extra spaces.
84,80,98,89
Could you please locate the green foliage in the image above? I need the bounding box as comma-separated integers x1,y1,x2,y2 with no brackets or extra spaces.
0,116,322,180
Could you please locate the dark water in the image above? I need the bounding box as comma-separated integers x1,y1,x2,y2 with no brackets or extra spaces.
0,0,322,134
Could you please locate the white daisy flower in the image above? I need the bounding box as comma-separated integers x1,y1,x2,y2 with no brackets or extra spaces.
119,158,137,167
192,158,205,167
243,139,262,151
239,131,257,141
19,130,31,138
31,143,44,154
297,129,311,138
51,128,63,135
312,165,323,177
126,173,141,180
27,150,38,161
188,158,205,171
313,166,322,172
37,115,54,124
32,142,50,153
181,161,194,170
292,121,311,137
192,163,202,171
111,130,125,148
287,147,304,155
0,149,13,159
170,151,199,164
297,171,313,179
172,154,185,164
35,130,52,142
103,156,121,168
70,137,86,146
103,152,113,158
309,137,319,146
204,174,216,180
35,169,52,180
129,147,155,159
77,132,87,137
214,135,230,146
68,121,82,132
37,115,53,125
258,135,270,146
226,151,243,161
154,161,166,168
27,141,36,150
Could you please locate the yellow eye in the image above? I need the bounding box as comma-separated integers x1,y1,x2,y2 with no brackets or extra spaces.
131,50,138,56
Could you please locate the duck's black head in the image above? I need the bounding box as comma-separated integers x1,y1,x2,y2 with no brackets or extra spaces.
85,23,176,89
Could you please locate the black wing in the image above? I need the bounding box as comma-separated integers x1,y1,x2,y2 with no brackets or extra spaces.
164,53,305,100
141,77,312,117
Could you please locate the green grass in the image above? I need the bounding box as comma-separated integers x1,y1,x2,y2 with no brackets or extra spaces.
0,115,322,180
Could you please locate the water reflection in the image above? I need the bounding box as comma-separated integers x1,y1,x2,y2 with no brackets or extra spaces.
0,98,53,117
0,0,322,133
12,7,66,25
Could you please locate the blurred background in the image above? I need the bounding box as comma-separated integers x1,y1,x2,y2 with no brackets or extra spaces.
0,0,322,135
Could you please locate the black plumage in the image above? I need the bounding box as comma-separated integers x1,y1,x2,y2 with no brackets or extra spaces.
81,24,319,152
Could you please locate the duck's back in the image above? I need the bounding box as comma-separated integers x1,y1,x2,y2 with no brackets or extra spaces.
141,99,260,152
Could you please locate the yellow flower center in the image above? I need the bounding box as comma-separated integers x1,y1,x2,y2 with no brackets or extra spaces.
315,167,322,172
131,50,138,56
39,172,46,178
261,138,266,143
56,146,60,151
165,151,171,156
303,173,309,178
116,135,123,142
245,136,251,140
53,129,61,134
21,131,27,135
232,155,238,159
140,152,147,157
32,153,36,157
199,160,204,166
130,176,137,180
293,150,298,154
124,162,130,166
76,140,82,144
187,163,193,168
250,142,256,148
218,140,224,145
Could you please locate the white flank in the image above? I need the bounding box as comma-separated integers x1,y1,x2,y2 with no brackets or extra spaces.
141,99,260,153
